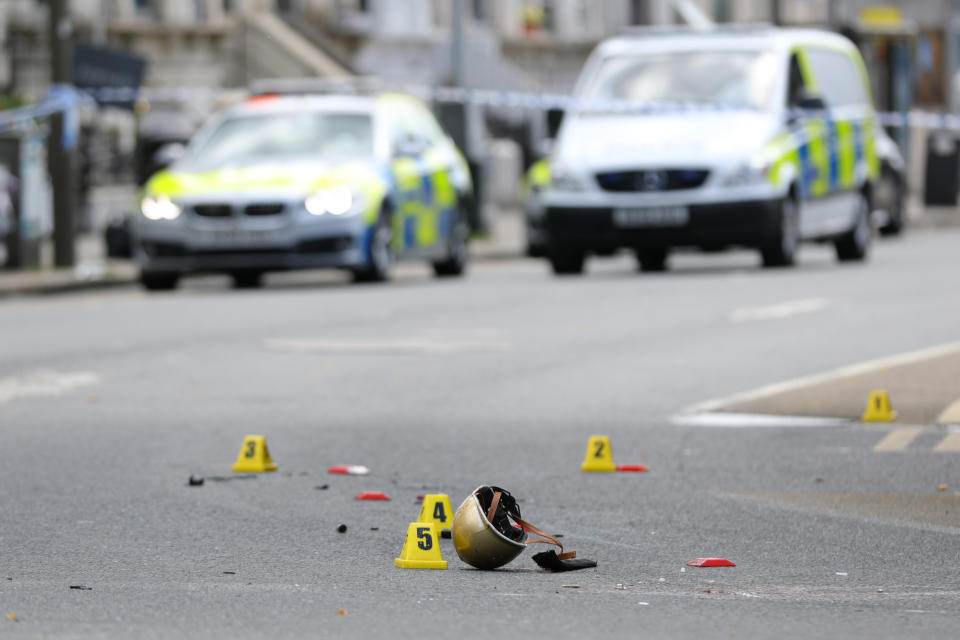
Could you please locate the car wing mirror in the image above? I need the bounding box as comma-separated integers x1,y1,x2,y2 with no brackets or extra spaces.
152,142,187,169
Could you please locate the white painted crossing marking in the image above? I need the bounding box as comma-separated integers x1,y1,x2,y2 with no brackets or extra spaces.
0,370,100,404
729,297,828,323
671,412,851,428
933,433,960,452
873,428,923,452
681,340,960,415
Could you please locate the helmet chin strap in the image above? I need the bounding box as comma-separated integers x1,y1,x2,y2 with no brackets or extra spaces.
487,489,575,560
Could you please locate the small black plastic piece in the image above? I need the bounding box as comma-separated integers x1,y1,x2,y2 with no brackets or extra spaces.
532,551,597,572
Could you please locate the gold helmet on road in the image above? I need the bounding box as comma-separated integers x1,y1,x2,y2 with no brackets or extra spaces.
451,486,527,570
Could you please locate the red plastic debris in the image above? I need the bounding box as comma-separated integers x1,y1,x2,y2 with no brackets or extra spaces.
327,465,370,475
686,558,736,567
616,464,649,472
355,492,391,501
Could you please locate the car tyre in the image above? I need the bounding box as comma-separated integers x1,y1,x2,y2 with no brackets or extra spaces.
352,212,393,283
761,197,798,268
139,271,179,291
432,206,469,277
636,247,669,272
548,249,585,276
835,191,872,262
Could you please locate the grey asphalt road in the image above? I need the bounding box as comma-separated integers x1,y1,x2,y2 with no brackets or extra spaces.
1,231,959,639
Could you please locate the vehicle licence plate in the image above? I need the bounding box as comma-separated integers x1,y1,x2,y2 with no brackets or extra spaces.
198,228,277,244
613,206,689,227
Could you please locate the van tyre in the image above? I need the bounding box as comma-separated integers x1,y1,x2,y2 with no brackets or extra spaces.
835,191,872,262
761,197,798,268
636,248,669,272
548,249,585,275
877,166,905,236
230,270,263,288
432,206,469,277
352,213,393,283
139,271,179,291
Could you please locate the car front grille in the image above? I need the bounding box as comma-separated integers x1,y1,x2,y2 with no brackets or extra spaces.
595,169,709,192
244,203,286,216
193,204,233,218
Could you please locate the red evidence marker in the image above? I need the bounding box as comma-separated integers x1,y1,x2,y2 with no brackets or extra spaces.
355,492,391,501
686,558,736,567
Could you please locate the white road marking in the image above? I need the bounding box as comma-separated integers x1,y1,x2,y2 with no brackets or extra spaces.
729,297,827,323
873,428,922,452
0,370,100,404
671,412,851,428
933,433,960,453
264,337,511,355
680,340,960,415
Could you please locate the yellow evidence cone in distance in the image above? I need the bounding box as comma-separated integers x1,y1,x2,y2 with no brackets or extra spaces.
232,435,278,472
862,390,898,422
395,522,447,569
417,494,454,533
582,435,616,472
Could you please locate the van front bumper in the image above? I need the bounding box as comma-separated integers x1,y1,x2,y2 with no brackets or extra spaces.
539,199,782,252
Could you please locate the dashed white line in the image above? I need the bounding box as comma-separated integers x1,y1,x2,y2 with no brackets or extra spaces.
0,370,100,404
729,297,827,323
263,337,511,355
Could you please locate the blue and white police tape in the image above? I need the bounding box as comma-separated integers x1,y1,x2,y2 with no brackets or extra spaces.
9,80,960,133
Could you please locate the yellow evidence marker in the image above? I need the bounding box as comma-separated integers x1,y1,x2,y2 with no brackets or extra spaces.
862,390,898,422
395,522,447,569
417,494,454,534
581,435,616,472
232,435,278,472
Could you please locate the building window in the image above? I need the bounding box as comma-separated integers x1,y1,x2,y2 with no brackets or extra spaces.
472,0,486,22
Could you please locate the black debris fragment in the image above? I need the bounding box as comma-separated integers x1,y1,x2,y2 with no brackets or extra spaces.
188,475,205,487
206,476,257,482
337,524,348,533
222,571,236,575
69,585,93,590
370,527,379,531
440,530,452,539
532,551,597,573
315,484,330,491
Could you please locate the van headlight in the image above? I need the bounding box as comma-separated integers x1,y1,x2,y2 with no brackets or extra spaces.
304,186,365,217
141,195,182,220
720,156,771,187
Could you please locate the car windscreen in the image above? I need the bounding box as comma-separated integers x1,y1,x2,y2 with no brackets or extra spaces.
184,111,374,169
581,50,778,110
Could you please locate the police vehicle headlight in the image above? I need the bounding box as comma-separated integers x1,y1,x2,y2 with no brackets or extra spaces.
141,195,182,220
721,156,771,187
305,186,365,217
549,164,588,192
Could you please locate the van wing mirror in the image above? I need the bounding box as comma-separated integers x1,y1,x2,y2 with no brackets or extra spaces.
794,90,826,112
546,108,565,139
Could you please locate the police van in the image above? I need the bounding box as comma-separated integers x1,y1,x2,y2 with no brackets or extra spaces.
526,27,880,274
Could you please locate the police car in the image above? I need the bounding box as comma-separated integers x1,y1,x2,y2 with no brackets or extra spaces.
526,27,880,274
134,92,473,289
